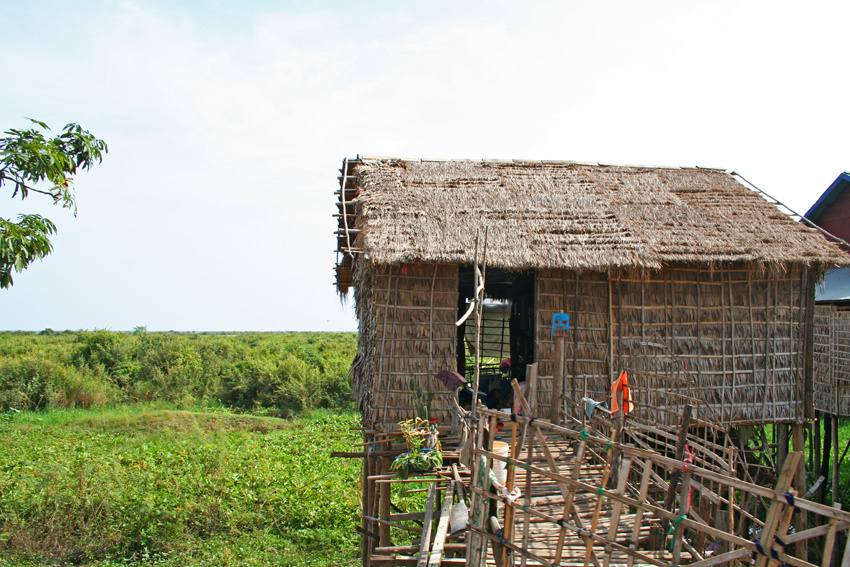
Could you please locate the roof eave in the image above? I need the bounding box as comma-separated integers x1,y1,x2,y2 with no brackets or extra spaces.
805,172,850,222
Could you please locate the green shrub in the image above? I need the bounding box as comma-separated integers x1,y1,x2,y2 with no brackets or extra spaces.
0,331,357,412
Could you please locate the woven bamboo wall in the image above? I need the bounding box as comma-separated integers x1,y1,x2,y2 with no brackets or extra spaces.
814,305,850,416
814,305,834,414
538,263,812,427
536,269,610,418
358,262,458,430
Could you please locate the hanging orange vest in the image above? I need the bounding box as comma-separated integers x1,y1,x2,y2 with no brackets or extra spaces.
610,370,634,415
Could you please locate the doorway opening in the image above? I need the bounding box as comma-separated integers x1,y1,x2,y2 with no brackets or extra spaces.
456,267,535,408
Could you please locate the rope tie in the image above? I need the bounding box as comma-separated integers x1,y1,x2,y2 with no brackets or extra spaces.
667,515,688,552
773,535,788,550
556,518,565,527
596,488,605,496
493,528,512,554
751,538,785,566
510,413,518,422
529,417,537,425
784,492,796,508
581,430,588,441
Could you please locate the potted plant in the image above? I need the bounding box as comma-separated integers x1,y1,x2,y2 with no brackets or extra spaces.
391,417,442,478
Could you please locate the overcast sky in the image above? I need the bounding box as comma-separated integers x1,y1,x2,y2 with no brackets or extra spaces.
2,1,848,332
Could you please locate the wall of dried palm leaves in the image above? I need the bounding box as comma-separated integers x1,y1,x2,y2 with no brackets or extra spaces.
537,263,814,427
814,304,850,416
351,261,458,431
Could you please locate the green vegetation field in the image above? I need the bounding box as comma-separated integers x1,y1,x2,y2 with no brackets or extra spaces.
0,331,362,566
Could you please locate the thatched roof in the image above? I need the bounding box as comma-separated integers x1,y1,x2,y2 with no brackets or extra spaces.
335,158,850,287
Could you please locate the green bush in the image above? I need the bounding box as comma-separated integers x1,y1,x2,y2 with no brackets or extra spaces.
0,331,357,412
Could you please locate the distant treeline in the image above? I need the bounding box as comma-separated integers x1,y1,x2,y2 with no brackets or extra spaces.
0,330,358,412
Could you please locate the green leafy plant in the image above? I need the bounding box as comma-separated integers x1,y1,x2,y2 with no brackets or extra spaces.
410,377,434,421
390,417,442,479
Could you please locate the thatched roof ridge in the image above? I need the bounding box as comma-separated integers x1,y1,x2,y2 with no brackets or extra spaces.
343,158,850,273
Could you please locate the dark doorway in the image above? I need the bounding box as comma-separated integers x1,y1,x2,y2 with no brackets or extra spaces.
456,268,535,408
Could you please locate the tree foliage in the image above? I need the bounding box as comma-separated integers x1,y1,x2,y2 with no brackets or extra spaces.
0,119,107,288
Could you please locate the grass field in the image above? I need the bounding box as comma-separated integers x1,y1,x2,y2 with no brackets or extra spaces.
0,405,362,566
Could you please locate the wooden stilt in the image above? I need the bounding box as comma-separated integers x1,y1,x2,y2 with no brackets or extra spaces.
816,413,823,504
778,424,790,477
379,457,392,547
834,417,840,505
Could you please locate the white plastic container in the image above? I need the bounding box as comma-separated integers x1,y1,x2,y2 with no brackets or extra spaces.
492,441,510,485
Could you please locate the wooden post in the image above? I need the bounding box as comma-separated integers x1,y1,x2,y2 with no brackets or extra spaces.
527,362,538,417
792,424,808,560
379,457,392,547
426,480,454,567
804,268,817,421
815,412,823,503
551,334,565,425
778,424,790,476
657,405,693,545
502,396,519,567
834,416,840,505
416,483,437,567
363,452,373,567
467,405,491,567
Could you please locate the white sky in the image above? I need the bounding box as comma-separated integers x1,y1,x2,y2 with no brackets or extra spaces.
1,0,849,332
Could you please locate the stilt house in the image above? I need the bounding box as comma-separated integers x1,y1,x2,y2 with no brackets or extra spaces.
808,172,850,418
334,158,849,433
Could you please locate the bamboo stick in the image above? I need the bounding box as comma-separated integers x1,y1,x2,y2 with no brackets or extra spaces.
416,483,437,567
425,480,454,567
582,427,617,567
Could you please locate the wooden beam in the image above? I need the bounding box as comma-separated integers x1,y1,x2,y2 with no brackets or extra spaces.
552,334,565,425
425,480,454,567
416,482,438,567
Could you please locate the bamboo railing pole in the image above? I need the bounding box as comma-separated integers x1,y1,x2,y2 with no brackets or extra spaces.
821,504,841,567
626,459,653,567
379,457,392,547
583,428,618,567
542,427,591,567
502,395,519,566
467,401,489,567
754,452,802,567
603,457,632,567
671,466,692,567
519,430,536,567
416,483,437,567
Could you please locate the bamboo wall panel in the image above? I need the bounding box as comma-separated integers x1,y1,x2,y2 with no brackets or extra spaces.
541,264,810,427
836,312,850,416
815,306,850,416
613,265,808,426
536,269,610,420
813,305,834,414
368,262,459,430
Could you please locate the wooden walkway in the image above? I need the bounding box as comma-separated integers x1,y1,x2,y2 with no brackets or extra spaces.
360,384,850,567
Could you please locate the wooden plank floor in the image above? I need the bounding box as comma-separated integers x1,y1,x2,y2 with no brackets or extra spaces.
366,434,686,566
483,434,670,567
